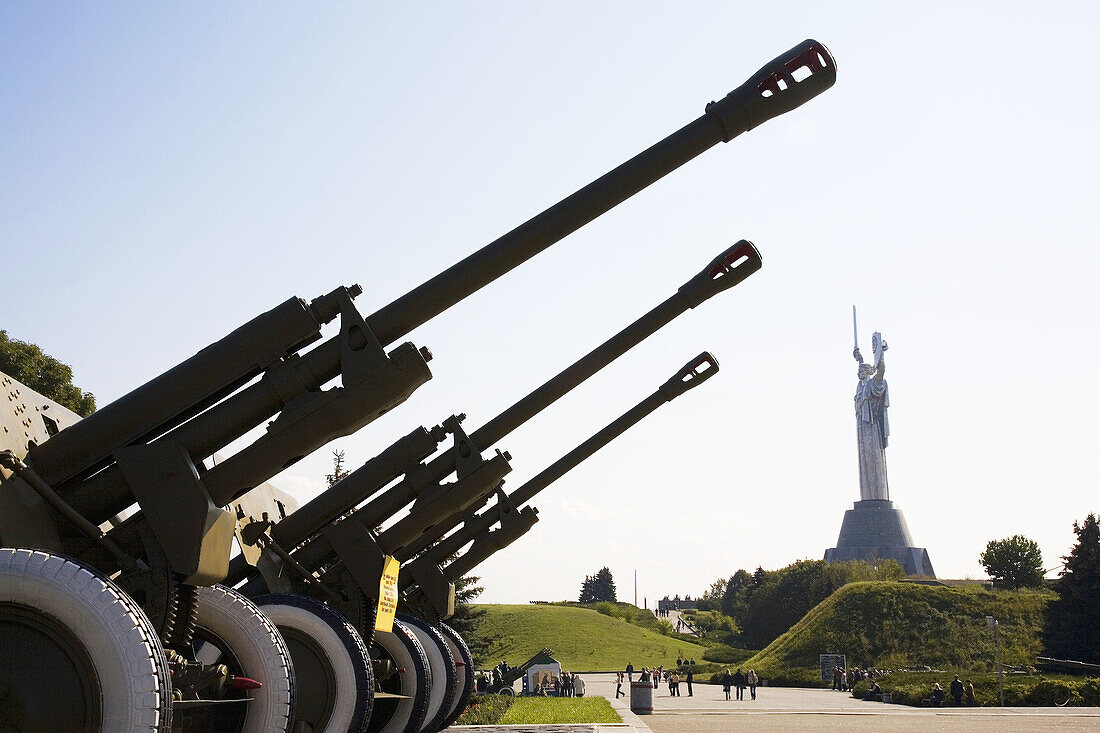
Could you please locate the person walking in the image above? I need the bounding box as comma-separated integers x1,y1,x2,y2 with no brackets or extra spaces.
616,671,625,698
733,668,746,701
950,675,964,706
626,662,634,682
670,671,680,696
686,667,694,697
747,669,758,700
722,669,733,700
964,678,976,706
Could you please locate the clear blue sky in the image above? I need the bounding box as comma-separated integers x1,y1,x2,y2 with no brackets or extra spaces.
3,3,1097,604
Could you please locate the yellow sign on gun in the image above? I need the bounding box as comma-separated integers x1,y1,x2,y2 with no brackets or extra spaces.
374,555,401,633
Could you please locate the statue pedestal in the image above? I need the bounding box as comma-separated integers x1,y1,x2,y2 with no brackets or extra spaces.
824,499,935,577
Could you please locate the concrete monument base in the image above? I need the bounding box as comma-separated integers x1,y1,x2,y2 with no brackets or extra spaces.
824,499,935,577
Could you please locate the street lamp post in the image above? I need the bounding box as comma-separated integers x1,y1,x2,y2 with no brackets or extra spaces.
986,616,1004,706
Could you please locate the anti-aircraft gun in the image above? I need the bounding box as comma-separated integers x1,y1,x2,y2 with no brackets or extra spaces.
0,39,835,733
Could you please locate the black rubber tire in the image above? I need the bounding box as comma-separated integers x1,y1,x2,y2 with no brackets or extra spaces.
0,548,173,732
396,614,455,733
192,585,295,732
368,618,432,733
433,622,474,731
255,593,373,733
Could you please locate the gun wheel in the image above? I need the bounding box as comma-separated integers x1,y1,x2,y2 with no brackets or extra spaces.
178,585,295,732
254,593,374,733
368,619,432,733
396,614,455,733
433,622,475,731
0,548,173,732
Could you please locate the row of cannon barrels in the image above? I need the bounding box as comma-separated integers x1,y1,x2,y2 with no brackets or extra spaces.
0,39,836,732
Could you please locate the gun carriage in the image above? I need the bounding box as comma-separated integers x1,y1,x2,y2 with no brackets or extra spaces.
0,39,834,733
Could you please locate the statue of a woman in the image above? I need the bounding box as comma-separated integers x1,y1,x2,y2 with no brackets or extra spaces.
853,332,889,501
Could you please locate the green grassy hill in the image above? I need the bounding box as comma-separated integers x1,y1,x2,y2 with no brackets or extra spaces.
470,604,708,670
742,581,1053,685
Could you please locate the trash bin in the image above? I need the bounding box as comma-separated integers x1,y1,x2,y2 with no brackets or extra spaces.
630,681,653,715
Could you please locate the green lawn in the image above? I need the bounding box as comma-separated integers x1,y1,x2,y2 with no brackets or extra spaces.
454,694,621,725
501,697,621,724
471,603,708,670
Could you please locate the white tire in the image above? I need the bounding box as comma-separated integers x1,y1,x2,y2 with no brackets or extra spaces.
0,548,172,732
255,594,373,733
191,584,294,733
434,622,474,731
396,614,455,733
369,619,431,733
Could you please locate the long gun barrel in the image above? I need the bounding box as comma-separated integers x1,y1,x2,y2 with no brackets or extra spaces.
407,353,719,594
51,39,834,527
275,241,757,577
26,289,351,487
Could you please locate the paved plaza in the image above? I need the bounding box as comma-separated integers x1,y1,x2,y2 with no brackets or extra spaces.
450,674,1100,731
585,673,1100,733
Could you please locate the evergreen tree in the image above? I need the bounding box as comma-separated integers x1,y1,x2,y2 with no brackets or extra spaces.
0,330,95,416
579,566,617,602
325,450,350,486
1043,514,1100,663
447,574,492,659
752,566,767,587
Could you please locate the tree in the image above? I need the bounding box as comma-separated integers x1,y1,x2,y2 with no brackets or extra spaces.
1043,514,1100,663
447,573,492,660
734,559,903,649
720,569,753,618
579,566,617,603
698,577,728,611
979,534,1044,590
0,330,95,416
325,450,350,487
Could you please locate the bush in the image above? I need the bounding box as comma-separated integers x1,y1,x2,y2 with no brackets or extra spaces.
454,693,514,724
563,601,699,644
850,671,1100,707
702,645,756,664
706,666,824,688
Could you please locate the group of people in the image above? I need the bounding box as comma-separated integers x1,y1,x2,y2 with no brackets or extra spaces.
522,670,585,697
945,675,976,707
859,672,977,707
619,661,695,698
474,660,513,693
720,668,759,701
538,671,584,697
